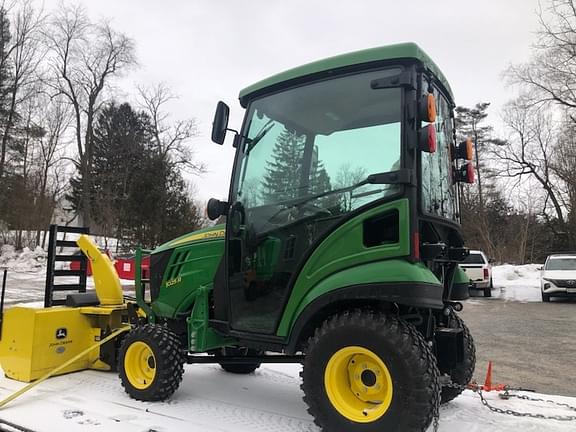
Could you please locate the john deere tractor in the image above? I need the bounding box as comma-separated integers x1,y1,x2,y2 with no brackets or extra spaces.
117,43,476,431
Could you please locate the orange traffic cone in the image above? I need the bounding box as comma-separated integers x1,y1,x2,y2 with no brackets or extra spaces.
483,361,493,391
482,361,506,392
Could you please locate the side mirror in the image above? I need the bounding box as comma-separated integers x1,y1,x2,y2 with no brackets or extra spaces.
211,101,230,145
207,198,229,221
538,266,544,271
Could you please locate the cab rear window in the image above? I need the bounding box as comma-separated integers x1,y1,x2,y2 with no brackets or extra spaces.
462,254,485,264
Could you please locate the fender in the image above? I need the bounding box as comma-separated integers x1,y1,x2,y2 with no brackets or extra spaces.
277,259,442,337
285,281,444,353
280,259,444,353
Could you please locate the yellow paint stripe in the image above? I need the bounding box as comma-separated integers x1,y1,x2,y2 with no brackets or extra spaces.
171,229,225,246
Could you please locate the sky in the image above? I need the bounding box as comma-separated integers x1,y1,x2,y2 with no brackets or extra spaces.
34,0,542,204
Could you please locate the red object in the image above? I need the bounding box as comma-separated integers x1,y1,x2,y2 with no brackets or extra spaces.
114,256,150,280
70,252,149,280
70,259,93,275
412,232,420,260
483,361,493,390
467,163,475,183
427,126,437,153
480,361,506,392
483,268,489,279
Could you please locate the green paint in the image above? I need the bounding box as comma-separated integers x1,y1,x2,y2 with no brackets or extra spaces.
280,259,441,337
188,285,234,352
277,199,437,336
239,43,452,106
454,266,470,284
153,224,225,254
151,238,224,318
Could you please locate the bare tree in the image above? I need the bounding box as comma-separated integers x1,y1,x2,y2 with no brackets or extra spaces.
137,83,204,173
508,0,576,116
33,93,71,245
334,163,367,211
44,4,136,226
493,96,569,242
0,0,44,179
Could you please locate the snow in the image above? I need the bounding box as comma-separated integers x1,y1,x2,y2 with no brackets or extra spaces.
0,364,575,431
0,249,574,431
489,264,543,303
0,245,47,273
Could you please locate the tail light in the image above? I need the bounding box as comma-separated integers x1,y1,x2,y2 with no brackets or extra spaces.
484,268,489,279
418,125,436,153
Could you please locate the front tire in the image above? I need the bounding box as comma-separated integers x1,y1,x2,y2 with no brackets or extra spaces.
119,325,185,401
301,310,440,432
440,314,476,404
542,292,551,302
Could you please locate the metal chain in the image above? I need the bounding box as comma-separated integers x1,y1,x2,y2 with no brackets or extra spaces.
432,386,440,432
440,381,576,423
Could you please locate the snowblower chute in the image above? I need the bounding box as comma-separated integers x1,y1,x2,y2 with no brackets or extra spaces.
0,230,128,382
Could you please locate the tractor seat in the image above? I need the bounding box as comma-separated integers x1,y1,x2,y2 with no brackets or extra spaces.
65,293,100,307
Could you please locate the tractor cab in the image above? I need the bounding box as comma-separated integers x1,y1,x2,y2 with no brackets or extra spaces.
208,43,473,336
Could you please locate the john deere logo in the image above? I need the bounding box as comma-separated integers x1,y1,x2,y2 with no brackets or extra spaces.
56,328,67,340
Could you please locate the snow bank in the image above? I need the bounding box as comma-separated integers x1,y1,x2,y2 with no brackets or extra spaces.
0,244,47,273
491,264,543,303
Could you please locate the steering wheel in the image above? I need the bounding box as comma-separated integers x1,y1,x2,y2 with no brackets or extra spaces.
268,202,332,225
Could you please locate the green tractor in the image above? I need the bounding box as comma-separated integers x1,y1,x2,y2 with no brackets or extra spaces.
119,42,476,431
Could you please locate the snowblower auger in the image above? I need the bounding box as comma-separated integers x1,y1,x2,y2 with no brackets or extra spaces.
0,229,130,384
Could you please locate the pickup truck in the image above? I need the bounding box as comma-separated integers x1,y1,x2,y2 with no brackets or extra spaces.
459,250,493,297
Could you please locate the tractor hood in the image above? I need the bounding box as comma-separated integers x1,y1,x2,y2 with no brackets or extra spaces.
153,225,225,254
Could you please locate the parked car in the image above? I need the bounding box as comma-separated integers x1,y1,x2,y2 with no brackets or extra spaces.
540,254,576,302
459,250,493,297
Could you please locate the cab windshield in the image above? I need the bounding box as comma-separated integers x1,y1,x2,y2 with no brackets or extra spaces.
235,68,403,226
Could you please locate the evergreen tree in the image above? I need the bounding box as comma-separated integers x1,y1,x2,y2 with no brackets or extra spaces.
261,129,305,203
69,102,201,248
260,128,332,204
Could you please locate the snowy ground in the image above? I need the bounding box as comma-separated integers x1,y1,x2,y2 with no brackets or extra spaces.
0,249,574,431
0,364,575,432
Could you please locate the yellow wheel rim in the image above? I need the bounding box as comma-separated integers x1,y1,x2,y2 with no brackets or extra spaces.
124,341,156,390
324,346,393,423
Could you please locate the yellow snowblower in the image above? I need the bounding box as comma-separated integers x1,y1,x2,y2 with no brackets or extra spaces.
0,229,130,384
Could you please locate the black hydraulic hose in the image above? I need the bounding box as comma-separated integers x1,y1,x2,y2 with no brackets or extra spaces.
0,269,6,340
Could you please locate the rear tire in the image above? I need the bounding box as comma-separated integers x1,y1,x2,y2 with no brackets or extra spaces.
440,314,476,404
483,287,492,297
118,325,185,401
301,310,440,432
542,292,551,302
218,347,262,374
